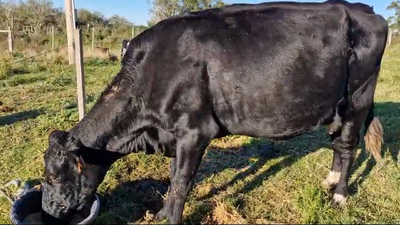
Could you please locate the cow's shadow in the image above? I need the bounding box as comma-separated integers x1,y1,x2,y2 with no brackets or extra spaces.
95,178,170,224
96,102,399,224
0,109,44,126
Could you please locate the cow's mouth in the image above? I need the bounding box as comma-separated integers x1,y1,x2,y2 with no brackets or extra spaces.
41,206,89,225
41,209,73,225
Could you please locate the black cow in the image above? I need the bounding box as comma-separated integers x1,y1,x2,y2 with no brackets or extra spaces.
41,0,388,224
120,39,131,59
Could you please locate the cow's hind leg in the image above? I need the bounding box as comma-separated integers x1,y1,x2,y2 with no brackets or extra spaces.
330,73,381,207
322,149,341,190
323,106,345,190
331,104,384,206
330,119,361,207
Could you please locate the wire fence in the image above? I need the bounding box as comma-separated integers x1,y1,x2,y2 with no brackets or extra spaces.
0,26,144,56
0,26,146,71
0,44,72,68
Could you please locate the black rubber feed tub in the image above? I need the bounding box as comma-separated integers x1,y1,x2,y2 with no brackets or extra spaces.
9,187,100,225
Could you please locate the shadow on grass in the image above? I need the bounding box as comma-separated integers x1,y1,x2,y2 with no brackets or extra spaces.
94,102,399,224
94,178,170,224
185,135,330,224
195,139,281,201
0,109,44,126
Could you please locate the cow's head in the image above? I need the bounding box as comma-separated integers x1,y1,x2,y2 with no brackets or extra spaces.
41,130,109,223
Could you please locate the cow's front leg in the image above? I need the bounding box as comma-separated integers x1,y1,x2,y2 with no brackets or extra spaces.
155,131,210,224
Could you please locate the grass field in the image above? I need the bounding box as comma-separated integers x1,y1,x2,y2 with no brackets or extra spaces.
0,41,399,224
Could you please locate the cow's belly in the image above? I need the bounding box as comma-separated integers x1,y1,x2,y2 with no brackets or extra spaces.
209,58,346,139
212,89,339,139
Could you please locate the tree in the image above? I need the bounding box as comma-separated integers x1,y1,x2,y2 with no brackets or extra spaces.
387,0,400,15
77,9,107,28
387,0,400,29
108,15,133,29
0,0,18,28
148,0,180,25
17,0,58,33
148,0,225,25
182,0,224,12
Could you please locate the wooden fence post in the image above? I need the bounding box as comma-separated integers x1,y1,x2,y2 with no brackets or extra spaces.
92,27,95,51
74,28,86,120
8,26,13,54
387,29,392,48
51,25,55,56
65,0,75,64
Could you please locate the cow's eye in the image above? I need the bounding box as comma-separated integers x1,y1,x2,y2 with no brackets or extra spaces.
49,174,60,181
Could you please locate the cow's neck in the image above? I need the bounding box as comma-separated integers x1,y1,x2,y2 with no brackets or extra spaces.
68,72,146,156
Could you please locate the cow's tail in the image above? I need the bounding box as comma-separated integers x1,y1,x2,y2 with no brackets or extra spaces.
363,103,384,164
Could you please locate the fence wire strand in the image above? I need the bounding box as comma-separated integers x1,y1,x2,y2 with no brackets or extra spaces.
1,44,73,68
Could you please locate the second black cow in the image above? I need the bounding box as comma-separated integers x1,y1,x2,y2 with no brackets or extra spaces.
41,0,388,224
120,39,131,59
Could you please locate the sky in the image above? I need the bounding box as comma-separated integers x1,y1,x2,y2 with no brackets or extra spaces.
52,0,396,26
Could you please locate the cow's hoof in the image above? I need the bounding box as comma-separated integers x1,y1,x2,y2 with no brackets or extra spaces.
331,193,347,208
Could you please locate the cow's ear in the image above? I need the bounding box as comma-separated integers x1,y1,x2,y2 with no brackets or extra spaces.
68,149,87,173
48,129,83,154
48,129,69,153
48,129,66,144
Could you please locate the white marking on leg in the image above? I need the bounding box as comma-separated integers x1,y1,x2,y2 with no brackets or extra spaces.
333,193,347,207
322,170,341,188
327,109,342,134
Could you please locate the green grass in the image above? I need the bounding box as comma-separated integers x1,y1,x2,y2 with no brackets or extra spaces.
0,42,400,224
